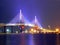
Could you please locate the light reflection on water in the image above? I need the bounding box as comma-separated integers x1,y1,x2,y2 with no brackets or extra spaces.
0,33,60,45
29,34,34,45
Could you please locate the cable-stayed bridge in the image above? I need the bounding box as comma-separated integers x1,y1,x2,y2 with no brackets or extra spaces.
0,9,60,34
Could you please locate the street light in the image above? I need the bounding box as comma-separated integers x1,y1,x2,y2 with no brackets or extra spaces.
33,30,36,33
56,28,59,32
31,28,34,32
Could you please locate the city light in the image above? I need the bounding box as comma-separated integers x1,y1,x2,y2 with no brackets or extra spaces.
36,31,39,33
22,26,24,28
6,29,10,32
28,24,34,27
56,28,59,32
25,30,28,33
40,27,43,29
16,31,18,33
31,28,34,32
6,29,11,33
33,30,36,33
22,31,25,33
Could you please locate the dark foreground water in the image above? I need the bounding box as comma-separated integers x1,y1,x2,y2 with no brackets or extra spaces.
0,33,60,45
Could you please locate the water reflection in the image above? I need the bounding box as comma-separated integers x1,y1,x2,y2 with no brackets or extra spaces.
0,33,60,45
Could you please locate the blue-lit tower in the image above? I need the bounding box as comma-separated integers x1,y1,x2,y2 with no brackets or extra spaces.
19,9,25,24
18,9,25,32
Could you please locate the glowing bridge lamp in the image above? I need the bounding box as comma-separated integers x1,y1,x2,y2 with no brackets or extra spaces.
6,29,11,33
33,30,37,33
55,28,59,33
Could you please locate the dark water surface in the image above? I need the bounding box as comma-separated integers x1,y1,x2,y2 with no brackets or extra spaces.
0,33,60,45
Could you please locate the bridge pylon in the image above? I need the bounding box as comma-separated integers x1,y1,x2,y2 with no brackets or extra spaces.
19,9,25,24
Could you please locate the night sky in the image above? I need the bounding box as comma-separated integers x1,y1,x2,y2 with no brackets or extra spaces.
0,0,60,29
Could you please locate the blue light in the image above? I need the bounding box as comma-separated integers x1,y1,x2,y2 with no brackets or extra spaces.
6,29,10,32
6,29,11,33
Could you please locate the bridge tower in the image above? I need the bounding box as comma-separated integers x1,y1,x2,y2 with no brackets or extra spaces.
18,9,25,32
19,9,25,24
34,16,38,26
32,16,40,30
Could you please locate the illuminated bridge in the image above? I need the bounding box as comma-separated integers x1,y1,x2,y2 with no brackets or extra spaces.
0,9,60,34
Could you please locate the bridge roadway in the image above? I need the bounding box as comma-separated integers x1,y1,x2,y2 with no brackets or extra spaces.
0,23,60,34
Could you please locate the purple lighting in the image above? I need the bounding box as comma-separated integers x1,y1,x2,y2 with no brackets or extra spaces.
8,9,42,28
32,16,42,28
8,9,30,24
20,9,23,20
35,16,37,23
9,14,20,23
